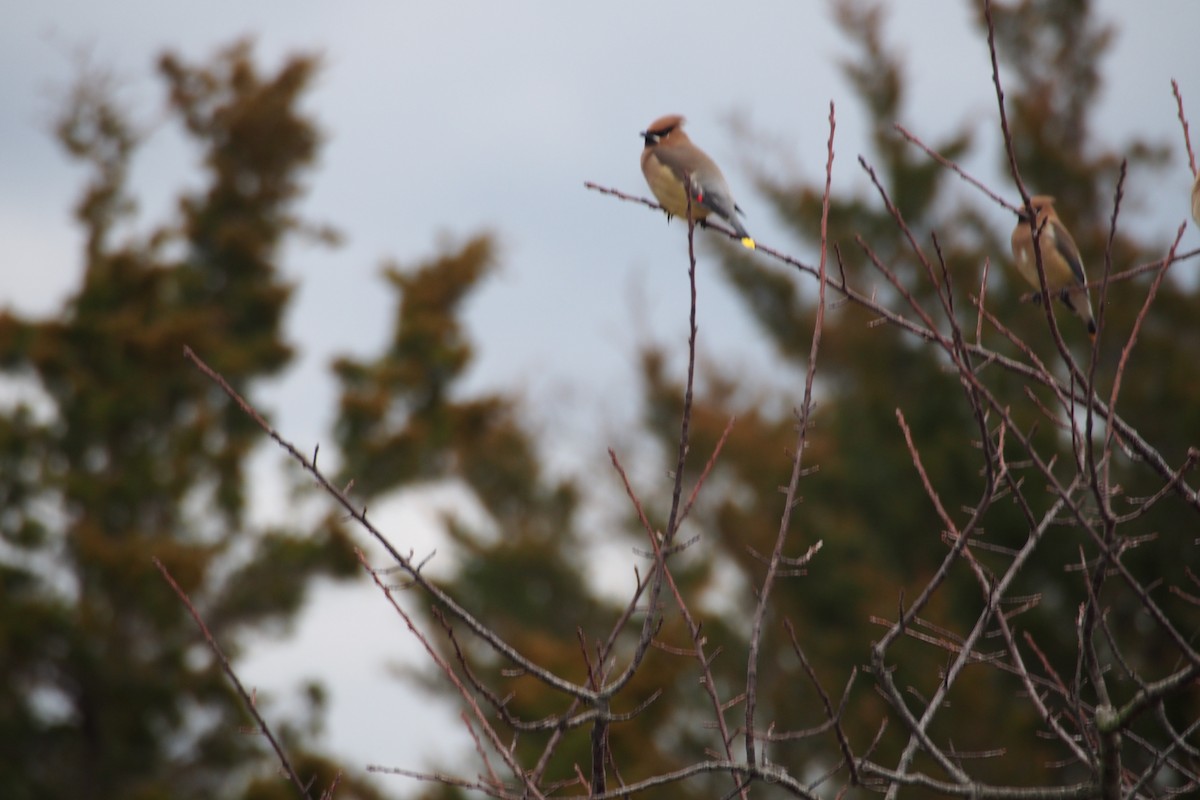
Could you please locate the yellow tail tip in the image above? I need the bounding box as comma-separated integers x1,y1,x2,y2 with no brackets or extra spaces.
741,237,756,250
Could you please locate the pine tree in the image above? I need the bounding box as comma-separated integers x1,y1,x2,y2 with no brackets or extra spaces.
0,42,374,800
634,0,1193,791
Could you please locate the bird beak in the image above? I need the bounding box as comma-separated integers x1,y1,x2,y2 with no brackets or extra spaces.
640,131,656,146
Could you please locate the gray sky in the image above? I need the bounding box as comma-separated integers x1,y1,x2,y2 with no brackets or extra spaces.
2,0,1198,788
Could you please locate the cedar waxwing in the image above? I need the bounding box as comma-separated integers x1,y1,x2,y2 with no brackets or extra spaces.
1010,195,1096,339
640,114,756,249
1191,172,1200,227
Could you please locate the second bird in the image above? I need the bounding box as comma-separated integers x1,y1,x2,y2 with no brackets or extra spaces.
1010,195,1097,339
640,114,756,249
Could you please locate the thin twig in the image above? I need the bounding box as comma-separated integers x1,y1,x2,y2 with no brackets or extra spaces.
358,551,545,798
182,345,595,704
894,123,1020,213
152,557,314,799
1172,79,1197,177
745,100,835,767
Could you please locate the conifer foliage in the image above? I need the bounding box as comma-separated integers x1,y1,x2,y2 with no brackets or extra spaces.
0,42,366,800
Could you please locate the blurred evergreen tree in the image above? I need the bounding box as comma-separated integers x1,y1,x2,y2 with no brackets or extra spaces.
632,0,1191,793
331,1,1196,797
0,42,382,800
331,238,687,789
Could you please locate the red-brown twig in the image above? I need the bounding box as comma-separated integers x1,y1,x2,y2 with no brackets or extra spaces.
677,415,737,527
783,619,859,785
602,211,749,799
894,123,1021,214
1102,224,1185,465
152,557,315,799
357,550,542,798
182,345,593,704
745,100,834,770
1085,164,1125,526
1173,79,1197,177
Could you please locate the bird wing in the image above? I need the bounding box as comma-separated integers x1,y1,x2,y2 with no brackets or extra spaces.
656,148,738,215
647,144,693,180
1049,219,1087,286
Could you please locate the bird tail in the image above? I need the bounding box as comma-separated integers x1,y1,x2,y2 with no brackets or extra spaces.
728,217,756,250
1060,289,1096,340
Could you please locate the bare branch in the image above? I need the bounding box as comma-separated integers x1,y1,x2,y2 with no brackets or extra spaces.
153,557,315,799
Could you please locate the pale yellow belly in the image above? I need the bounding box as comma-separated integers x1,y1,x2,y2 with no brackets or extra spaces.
643,158,710,221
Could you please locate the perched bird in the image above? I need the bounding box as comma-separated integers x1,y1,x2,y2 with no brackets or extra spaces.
640,114,756,249
1010,195,1096,339
1191,172,1200,228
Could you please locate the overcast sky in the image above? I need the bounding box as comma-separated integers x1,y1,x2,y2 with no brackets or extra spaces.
2,0,1198,789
